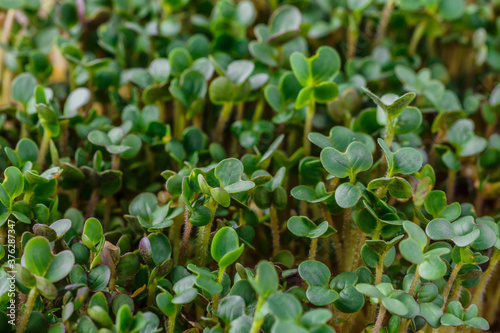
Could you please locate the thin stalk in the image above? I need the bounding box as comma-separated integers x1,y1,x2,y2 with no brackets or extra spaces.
212,268,225,313
342,207,353,269
375,252,387,285
372,220,382,241
408,269,421,296
252,97,265,124
167,311,177,333
348,231,366,272
147,279,157,307
322,205,342,267
470,249,500,306
308,238,318,260
179,205,193,265
37,128,51,168
409,20,427,56
270,206,280,258
173,100,185,140
486,274,500,321
398,269,421,333
384,116,396,148
111,154,120,170
446,169,457,203
17,288,38,333
236,103,244,121
442,263,463,310
85,189,100,218
375,0,395,47
347,15,359,60
195,198,217,266
303,99,315,156
170,217,182,266
249,297,266,333
215,102,233,143
0,9,15,105
373,304,387,333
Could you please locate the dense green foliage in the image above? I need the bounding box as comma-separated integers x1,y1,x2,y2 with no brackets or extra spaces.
1,0,500,332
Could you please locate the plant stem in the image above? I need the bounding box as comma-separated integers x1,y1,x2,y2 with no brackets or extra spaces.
375,252,387,285
270,206,280,258
249,297,266,333
349,231,366,272
409,20,427,56
167,311,177,333
195,198,217,266
179,206,193,265
470,249,500,306
308,237,319,260
375,0,395,47
212,268,225,313
252,97,265,124
17,288,37,333
303,99,315,156
173,100,185,140
111,154,120,170
342,207,353,269
373,304,387,333
215,102,233,143
85,189,100,218
486,274,500,321
347,15,359,60
37,128,51,168
442,263,462,310
446,169,457,203
170,217,182,266
147,279,157,307
408,268,420,296
384,116,396,148
322,205,342,267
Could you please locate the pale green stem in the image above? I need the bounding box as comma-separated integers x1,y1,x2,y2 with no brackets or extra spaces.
303,99,315,156
167,309,177,333
249,297,266,333
212,268,226,313
17,288,38,333
470,249,500,306
173,100,185,140
375,0,395,47
215,102,233,143
37,128,51,168
373,304,387,333
409,20,428,56
195,198,217,266
442,263,463,310
308,238,318,261
252,97,265,124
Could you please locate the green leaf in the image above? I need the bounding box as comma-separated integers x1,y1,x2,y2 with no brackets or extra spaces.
12,73,37,104
290,52,310,87
298,260,331,286
247,261,278,298
287,216,334,239
211,227,244,269
82,218,104,251
448,119,487,157
320,142,373,180
363,88,416,118
267,292,302,320
63,88,90,118
335,182,362,208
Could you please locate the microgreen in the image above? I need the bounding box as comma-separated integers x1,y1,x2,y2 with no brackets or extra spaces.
2,2,500,333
